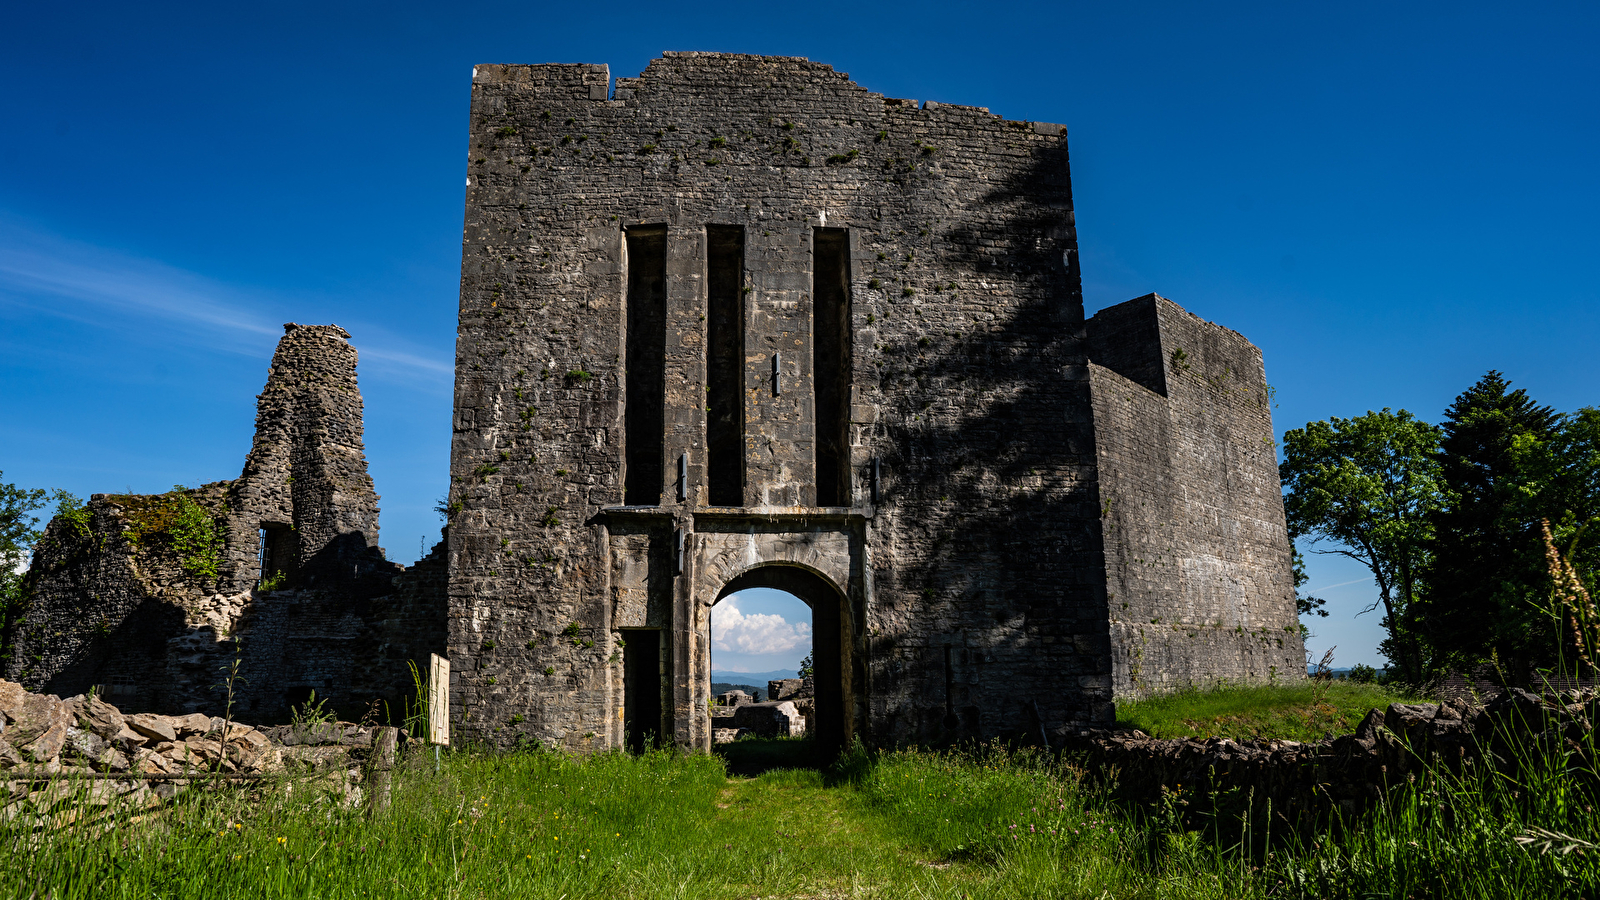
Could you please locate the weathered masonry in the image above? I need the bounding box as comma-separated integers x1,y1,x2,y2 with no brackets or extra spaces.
447,52,1304,752
6,325,446,721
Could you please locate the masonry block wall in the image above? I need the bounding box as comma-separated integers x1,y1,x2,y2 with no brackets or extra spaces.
1087,295,1304,697
4,325,445,721
448,52,1114,752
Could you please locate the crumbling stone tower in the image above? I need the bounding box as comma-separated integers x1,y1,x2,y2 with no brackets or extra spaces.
226,323,392,592
447,52,1302,752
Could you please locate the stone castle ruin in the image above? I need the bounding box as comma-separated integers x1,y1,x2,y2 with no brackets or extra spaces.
5,52,1301,752
444,52,1302,754
4,324,446,721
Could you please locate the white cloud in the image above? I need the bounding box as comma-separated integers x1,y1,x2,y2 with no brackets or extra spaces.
712,599,811,656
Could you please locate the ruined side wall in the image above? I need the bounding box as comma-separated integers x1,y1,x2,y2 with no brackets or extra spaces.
1088,295,1303,697
5,486,231,704
449,53,1109,749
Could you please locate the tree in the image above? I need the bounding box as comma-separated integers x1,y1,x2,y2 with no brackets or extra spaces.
1281,409,1446,684
1,472,53,664
1293,546,1329,622
1426,372,1565,680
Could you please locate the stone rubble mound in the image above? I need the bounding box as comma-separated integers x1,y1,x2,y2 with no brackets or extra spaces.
0,679,380,822
0,680,283,778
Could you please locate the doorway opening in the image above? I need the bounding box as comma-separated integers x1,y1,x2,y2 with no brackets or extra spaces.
621,628,664,753
710,566,847,758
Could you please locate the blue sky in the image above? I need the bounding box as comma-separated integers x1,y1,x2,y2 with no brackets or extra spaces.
2,2,1596,670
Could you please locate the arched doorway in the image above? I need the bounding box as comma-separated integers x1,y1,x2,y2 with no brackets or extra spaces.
712,565,848,756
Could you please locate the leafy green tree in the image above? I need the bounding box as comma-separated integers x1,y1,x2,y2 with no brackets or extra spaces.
1,472,54,665
1292,546,1329,623
1281,409,1446,683
1427,371,1561,679
797,650,814,680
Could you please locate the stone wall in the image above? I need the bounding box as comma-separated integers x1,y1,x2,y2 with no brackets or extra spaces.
1066,687,1597,832
4,326,445,722
1088,295,1303,697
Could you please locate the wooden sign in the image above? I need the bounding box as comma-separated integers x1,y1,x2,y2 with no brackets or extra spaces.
428,653,450,746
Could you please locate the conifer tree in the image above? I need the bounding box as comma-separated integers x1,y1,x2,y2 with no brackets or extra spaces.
1426,371,1562,681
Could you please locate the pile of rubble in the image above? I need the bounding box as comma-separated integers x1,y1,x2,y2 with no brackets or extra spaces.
1066,686,1600,829
1,679,382,821
1,680,283,778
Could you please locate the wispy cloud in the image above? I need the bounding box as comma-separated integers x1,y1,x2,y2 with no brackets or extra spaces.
0,217,280,346
1304,577,1374,593
0,215,453,382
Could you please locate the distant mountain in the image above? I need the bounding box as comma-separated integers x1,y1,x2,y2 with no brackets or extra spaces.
710,669,797,684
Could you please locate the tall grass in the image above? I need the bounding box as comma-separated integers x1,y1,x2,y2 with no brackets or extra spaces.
7,729,1598,898
1270,727,1600,898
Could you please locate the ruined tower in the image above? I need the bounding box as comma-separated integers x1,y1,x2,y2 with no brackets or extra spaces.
6,325,445,719
446,52,1302,752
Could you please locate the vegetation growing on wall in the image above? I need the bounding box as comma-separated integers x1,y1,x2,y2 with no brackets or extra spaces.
110,487,226,582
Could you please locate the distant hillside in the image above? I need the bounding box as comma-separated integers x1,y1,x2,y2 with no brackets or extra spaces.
712,682,765,700
710,669,797,684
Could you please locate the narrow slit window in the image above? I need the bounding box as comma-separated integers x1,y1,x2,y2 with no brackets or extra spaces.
812,228,852,507
706,225,746,507
624,227,668,506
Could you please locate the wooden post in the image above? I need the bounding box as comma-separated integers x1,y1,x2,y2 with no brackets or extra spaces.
370,726,399,815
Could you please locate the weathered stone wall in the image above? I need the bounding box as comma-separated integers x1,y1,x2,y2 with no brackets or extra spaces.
1088,295,1303,697
1067,687,1596,832
448,51,1108,751
4,326,445,722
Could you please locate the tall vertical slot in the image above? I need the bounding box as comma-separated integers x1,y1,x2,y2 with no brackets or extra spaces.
621,629,663,752
812,228,852,506
624,227,667,506
706,226,746,507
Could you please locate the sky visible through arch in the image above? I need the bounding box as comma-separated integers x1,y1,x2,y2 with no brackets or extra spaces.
1,2,1596,669
710,589,811,681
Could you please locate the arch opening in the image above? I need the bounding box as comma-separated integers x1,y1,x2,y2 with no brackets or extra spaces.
711,564,848,756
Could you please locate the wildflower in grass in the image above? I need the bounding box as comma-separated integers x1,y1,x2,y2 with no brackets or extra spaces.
276,837,286,844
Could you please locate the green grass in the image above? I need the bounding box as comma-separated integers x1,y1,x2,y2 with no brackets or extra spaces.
6,728,1596,898
1116,679,1415,742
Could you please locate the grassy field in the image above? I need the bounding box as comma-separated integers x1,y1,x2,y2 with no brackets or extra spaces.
6,684,1597,899
1115,680,1413,742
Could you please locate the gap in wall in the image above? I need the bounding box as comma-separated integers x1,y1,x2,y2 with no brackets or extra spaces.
812,228,852,507
706,225,746,507
624,227,667,506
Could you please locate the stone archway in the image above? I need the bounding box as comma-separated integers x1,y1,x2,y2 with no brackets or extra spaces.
712,564,848,756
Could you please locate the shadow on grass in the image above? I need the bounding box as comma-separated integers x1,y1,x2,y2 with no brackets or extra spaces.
713,735,820,777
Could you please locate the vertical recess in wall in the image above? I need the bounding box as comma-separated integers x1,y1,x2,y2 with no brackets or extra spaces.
621,628,663,753
624,227,668,506
812,228,853,507
706,226,746,507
